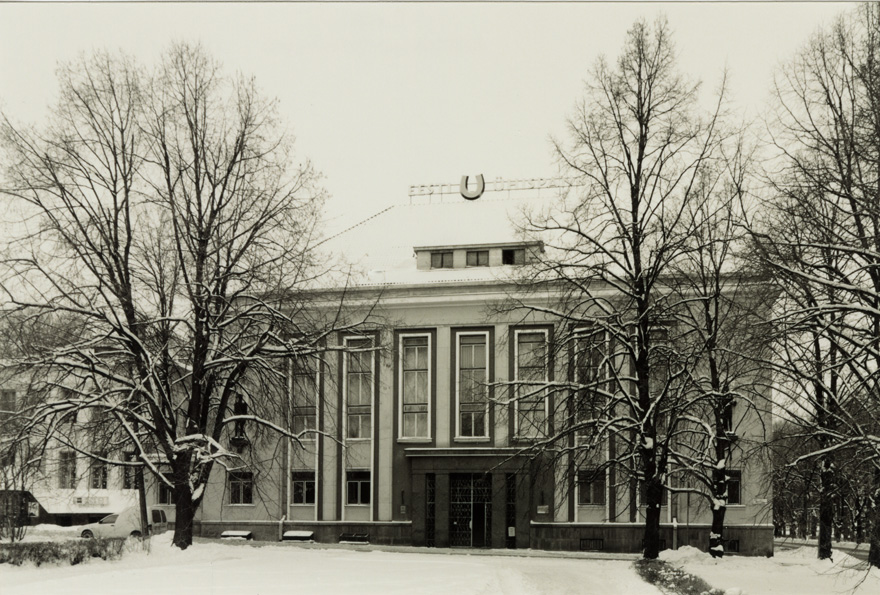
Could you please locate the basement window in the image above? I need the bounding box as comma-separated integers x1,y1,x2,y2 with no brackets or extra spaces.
502,248,524,265
431,252,453,269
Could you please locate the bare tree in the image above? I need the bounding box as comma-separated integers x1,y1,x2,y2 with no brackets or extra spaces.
509,17,732,559
750,2,880,565
0,44,366,549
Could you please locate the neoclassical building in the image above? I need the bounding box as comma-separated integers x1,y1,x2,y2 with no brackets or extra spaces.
190,178,774,555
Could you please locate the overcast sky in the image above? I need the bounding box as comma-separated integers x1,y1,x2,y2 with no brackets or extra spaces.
0,2,856,228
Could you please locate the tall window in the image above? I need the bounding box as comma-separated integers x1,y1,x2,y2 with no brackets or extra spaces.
291,356,318,436
158,466,174,505
0,390,15,422
575,329,607,437
122,452,137,490
90,455,108,489
291,471,316,505
229,471,254,505
59,451,76,489
400,335,430,438
727,470,742,505
346,470,370,505
457,332,489,438
577,469,606,505
345,338,373,439
431,251,453,269
515,331,548,438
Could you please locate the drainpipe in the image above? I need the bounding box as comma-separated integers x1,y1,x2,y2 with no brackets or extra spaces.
278,514,286,542
672,517,678,550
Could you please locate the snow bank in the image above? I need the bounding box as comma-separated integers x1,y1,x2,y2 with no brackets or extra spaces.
661,545,880,595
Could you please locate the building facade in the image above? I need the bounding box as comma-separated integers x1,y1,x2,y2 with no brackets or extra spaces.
191,181,774,555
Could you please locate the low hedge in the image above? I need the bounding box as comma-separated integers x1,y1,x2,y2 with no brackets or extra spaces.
0,537,128,566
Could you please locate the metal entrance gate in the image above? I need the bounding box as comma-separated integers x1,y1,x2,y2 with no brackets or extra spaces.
449,474,492,548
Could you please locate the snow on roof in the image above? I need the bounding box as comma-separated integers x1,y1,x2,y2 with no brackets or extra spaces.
321,187,558,288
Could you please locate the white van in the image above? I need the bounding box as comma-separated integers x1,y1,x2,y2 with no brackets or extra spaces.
80,506,168,539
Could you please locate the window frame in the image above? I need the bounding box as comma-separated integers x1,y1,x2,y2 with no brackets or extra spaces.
291,470,316,505
398,332,432,441
344,336,374,441
577,468,607,506
573,327,610,440
513,328,549,439
291,355,319,440
501,248,525,265
345,470,371,506
228,470,254,506
58,451,76,489
90,455,108,490
455,330,491,440
430,251,453,269
122,452,137,490
726,469,743,506
157,465,174,505
0,389,15,422
466,250,489,267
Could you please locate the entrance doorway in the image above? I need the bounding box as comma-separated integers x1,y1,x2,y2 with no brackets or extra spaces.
449,474,492,548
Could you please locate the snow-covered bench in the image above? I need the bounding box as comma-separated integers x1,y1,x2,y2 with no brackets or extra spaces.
282,530,314,542
220,530,253,540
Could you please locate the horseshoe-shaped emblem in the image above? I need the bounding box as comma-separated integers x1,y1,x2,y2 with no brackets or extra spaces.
460,174,485,200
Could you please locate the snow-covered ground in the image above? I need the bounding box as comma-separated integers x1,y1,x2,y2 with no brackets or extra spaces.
1,533,661,595
662,545,880,595
6,532,880,594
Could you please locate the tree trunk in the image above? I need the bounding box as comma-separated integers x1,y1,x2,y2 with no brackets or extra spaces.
643,474,663,559
817,459,834,560
709,463,727,558
868,469,880,568
172,460,196,549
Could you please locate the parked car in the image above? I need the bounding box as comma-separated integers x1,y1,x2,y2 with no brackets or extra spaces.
80,506,168,539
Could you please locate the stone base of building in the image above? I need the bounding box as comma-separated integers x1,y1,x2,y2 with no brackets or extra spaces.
194,520,413,545
529,522,774,556
194,519,773,556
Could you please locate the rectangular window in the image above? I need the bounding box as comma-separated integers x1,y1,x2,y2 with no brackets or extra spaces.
431,251,453,269
90,455,108,490
649,326,671,395
122,452,137,490
466,250,488,267
291,471,316,505
0,390,15,422
727,470,742,505
721,397,735,433
346,470,371,505
577,469,606,505
575,328,607,437
457,333,489,438
157,465,174,505
292,356,318,437
59,451,76,489
502,248,524,265
639,479,669,506
229,471,254,505
400,335,430,438
515,330,547,438
345,338,373,439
